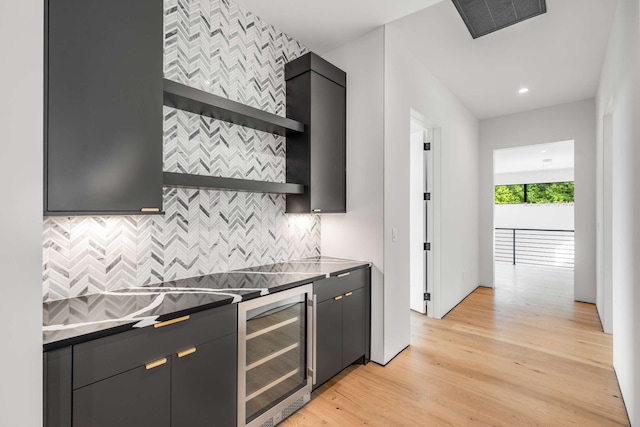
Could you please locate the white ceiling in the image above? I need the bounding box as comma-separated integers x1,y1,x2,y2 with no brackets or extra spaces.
494,140,574,174
237,0,617,120
234,0,443,54
374,0,616,119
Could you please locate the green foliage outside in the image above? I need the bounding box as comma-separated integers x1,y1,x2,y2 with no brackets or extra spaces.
495,184,524,204
527,182,574,203
495,182,574,204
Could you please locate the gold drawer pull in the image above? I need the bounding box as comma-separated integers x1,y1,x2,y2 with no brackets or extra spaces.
140,207,160,213
335,295,343,301
154,315,190,328
146,358,167,370
345,292,353,297
337,272,351,278
177,347,197,358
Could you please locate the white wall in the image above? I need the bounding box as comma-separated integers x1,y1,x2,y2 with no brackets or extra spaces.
322,28,385,364
494,168,574,185
0,0,43,425
495,204,574,230
384,21,480,350
479,100,596,304
324,22,481,365
595,0,639,423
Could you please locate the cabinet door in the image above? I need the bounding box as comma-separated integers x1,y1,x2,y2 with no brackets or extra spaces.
172,333,237,427
342,287,367,368
46,0,163,214
315,297,343,388
44,347,72,427
73,362,170,427
309,73,346,213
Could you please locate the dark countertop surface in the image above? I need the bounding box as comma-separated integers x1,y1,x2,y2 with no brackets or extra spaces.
43,256,370,351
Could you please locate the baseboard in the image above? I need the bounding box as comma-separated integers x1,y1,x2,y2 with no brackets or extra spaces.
441,285,480,319
372,344,410,367
612,366,632,425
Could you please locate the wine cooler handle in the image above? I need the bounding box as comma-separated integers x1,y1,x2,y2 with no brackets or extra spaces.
312,293,317,386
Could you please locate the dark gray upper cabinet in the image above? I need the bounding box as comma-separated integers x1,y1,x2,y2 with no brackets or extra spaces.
285,53,346,213
45,0,163,215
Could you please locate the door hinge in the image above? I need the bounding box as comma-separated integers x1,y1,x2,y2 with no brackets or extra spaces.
424,142,431,151
424,292,431,301
307,367,314,377
424,242,431,251
423,192,431,201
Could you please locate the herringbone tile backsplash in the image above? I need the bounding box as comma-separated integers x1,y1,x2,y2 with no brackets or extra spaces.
42,0,319,301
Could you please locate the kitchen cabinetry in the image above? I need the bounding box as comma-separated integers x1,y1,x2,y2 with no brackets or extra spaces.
44,347,72,427
314,267,370,388
285,53,347,213
45,0,163,215
73,362,170,427
44,304,237,427
171,334,237,427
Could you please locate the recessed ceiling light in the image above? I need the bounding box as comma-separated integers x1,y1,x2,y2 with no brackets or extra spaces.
518,87,529,94
540,150,547,153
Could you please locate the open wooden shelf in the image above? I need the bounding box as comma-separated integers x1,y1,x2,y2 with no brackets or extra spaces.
163,172,304,195
163,79,305,136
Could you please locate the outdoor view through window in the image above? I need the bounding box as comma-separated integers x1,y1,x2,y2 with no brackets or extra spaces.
495,182,574,204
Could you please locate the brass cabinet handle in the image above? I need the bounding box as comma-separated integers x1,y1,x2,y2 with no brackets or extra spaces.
177,347,197,358
145,358,167,370
140,207,160,212
334,295,343,301
154,315,190,328
345,292,353,297
337,272,351,278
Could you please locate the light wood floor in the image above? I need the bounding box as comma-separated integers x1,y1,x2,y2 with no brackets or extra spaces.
283,264,629,426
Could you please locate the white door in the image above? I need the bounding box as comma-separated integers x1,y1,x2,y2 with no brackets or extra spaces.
409,118,432,314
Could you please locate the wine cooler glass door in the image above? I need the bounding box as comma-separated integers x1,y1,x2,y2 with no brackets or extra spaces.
238,284,313,426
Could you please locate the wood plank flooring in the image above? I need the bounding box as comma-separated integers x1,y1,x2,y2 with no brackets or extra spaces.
283,264,629,426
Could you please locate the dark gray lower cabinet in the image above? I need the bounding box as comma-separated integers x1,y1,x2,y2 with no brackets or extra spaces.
44,347,72,427
314,267,370,389
69,333,236,427
73,363,171,427
172,334,237,427
44,305,238,427
342,287,367,367
316,297,343,387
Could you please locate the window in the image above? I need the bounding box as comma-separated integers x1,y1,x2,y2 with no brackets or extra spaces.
495,182,574,204
495,184,524,204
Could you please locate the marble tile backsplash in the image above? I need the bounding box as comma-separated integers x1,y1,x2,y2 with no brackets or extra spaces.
42,0,317,301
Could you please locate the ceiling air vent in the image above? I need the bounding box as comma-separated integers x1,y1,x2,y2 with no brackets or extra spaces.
452,0,547,39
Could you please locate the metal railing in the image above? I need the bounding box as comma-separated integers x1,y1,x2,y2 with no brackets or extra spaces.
494,228,575,269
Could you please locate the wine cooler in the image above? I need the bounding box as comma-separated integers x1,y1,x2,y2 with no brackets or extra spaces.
238,284,314,427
